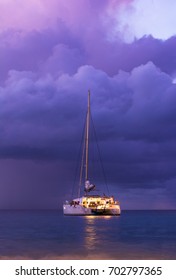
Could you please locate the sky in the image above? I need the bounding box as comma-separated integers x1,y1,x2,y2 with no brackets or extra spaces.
0,0,176,210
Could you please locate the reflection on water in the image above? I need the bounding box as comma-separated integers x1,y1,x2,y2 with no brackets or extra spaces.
0,210,176,259
84,216,113,251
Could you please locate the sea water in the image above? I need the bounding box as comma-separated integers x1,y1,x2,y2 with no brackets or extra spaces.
0,210,175,259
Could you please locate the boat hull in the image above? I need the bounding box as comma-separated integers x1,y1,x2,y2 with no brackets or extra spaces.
63,204,121,216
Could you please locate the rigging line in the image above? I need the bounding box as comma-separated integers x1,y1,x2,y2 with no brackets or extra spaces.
71,115,87,200
90,124,96,182
90,113,110,196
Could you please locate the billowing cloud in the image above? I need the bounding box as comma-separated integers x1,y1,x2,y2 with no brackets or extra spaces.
1,62,175,151
1,63,176,200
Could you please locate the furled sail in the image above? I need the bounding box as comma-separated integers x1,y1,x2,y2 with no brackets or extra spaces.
84,180,96,192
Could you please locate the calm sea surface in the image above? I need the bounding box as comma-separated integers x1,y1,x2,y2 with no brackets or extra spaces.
0,210,176,260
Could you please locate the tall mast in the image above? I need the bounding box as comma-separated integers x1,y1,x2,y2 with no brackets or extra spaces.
85,90,90,181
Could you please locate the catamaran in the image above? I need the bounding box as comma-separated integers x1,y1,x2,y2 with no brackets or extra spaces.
63,91,121,215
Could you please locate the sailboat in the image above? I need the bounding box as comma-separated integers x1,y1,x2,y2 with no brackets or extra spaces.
63,91,121,215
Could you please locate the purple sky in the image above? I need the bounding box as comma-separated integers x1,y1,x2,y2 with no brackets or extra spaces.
1,0,176,209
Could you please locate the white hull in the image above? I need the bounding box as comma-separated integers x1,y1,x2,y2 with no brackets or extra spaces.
63,204,121,216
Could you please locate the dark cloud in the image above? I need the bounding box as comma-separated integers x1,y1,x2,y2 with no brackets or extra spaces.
1,13,176,83
0,20,82,81
1,62,176,153
0,63,176,210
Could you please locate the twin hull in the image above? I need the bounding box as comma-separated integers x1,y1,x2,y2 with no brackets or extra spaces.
63,204,121,216
63,197,121,216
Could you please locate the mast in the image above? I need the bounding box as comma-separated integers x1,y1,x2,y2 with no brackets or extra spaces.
85,90,90,181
